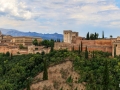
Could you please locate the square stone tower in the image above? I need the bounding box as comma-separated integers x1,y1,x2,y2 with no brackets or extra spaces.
63,30,79,43
63,30,72,43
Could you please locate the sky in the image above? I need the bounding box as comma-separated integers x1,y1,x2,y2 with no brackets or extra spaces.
0,0,120,38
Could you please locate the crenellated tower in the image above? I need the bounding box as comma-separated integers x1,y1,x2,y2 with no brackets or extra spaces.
63,30,78,43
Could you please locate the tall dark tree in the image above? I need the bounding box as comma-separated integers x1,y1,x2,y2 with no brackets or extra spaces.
86,32,89,40
85,46,88,59
114,44,116,57
103,59,109,90
50,46,54,52
102,31,104,39
78,44,81,54
81,41,83,52
43,59,48,80
96,33,99,39
94,32,99,39
94,32,96,39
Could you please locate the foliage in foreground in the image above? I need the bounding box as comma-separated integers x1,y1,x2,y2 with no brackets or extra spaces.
0,49,73,90
73,51,120,90
0,50,120,90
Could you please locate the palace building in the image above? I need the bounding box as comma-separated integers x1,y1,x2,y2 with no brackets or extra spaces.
0,31,48,55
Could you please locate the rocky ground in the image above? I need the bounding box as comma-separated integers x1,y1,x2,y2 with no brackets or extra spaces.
30,61,85,90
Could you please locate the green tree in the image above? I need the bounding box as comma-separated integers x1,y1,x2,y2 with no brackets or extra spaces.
110,35,113,38
6,51,10,57
50,46,54,52
94,32,99,39
85,46,88,59
90,33,95,40
66,75,73,83
43,59,48,80
102,31,104,39
114,44,116,57
81,41,82,52
86,32,89,40
32,39,38,46
78,44,81,54
94,32,96,39
103,59,109,90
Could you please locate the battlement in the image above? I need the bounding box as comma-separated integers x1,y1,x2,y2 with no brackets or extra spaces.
63,30,79,43
64,30,72,33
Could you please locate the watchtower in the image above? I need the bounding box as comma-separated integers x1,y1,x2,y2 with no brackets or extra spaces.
63,30,79,43
63,30,72,43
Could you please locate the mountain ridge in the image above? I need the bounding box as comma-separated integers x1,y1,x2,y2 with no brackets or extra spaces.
0,28,63,40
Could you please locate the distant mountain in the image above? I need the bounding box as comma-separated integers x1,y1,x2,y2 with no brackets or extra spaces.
0,28,63,41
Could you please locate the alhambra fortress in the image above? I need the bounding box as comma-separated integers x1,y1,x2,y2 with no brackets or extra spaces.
54,30,120,57
0,31,50,55
0,30,120,57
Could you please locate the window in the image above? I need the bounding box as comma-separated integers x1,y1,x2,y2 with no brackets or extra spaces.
35,48,38,50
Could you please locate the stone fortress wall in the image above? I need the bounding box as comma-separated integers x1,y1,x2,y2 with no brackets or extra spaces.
55,30,120,57
0,30,120,57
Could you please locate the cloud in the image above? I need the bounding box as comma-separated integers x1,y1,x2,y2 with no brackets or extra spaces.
0,0,32,20
0,0,120,34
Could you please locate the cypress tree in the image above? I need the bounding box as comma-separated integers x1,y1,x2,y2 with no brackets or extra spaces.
103,59,109,90
78,44,81,54
81,41,82,52
85,46,88,59
114,44,116,57
95,32,96,40
43,59,48,80
50,46,54,52
102,31,104,39
86,32,89,40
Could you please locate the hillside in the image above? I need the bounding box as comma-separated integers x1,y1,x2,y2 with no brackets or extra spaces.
31,61,85,90
0,28,63,40
0,50,120,90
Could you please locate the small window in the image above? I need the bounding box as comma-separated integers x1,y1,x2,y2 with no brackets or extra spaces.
35,48,38,50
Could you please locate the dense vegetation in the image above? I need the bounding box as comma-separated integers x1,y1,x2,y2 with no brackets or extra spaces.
73,51,120,90
86,32,99,40
0,48,120,90
85,31,113,40
0,50,74,90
